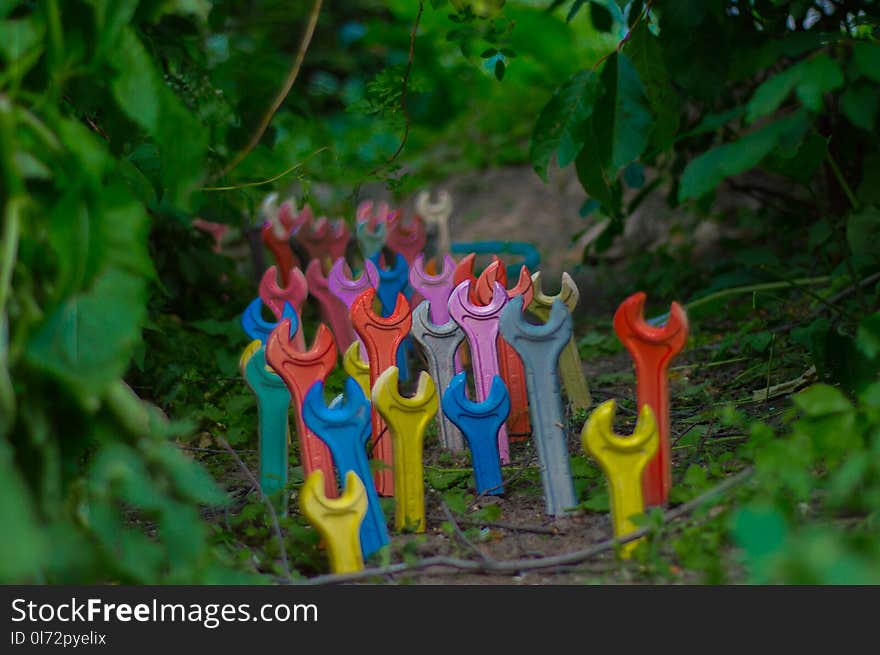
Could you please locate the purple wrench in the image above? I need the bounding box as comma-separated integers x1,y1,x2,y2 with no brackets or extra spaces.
328,258,380,360
409,254,456,326
447,279,511,464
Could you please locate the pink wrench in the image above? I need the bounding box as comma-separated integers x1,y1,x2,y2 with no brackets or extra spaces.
447,280,511,464
327,258,380,359
258,265,308,350
409,254,456,326
305,259,357,354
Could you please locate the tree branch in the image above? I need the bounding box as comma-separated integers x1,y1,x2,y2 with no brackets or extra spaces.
217,0,324,179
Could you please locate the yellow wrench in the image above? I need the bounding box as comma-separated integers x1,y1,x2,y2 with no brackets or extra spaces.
529,271,591,411
342,341,372,399
372,367,438,533
581,399,658,558
299,469,368,573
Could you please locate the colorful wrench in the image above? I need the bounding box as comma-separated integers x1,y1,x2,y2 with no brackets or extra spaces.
410,300,466,451
356,216,388,260
476,262,533,438
447,279,510,464
372,367,438,533
529,271,591,412
302,378,390,559
442,372,510,496
299,469,367,574
369,250,411,381
350,289,412,497
265,320,338,498
613,291,688,507
306,258,356,355
240,340,291,504
416,190,452,258
582,399,659,558
298,216,351,266
386,212,427,266
241,298,298,345
258,265,308,350
342,342,372,399
328,258,379,360
499,297,577,517
409,254,456,326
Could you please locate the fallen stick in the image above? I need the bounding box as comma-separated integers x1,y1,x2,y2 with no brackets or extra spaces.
298,467,754,585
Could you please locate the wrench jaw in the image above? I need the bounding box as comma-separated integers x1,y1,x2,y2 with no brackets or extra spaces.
613,292,688,507
410,301,467,452
302,379,390,560
306,259,356,354
529,271,579,317
581,400,659,558
386,213,427,266
410,254,456,326
372,367,439,533
356,219,388,260
328,258,379,306
241,298,299,345
299,469,368,574
441,373,510,496
499,297,577,517
265,321,338,499
368,251,410,316
259,266,308,350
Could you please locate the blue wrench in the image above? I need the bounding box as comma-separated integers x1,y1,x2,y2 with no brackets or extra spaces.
302,377,390,559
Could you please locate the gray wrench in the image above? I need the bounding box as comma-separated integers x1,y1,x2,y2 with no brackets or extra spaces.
410,300,466,451
499,296,576,517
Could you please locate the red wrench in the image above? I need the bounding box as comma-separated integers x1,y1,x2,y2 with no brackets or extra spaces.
265,320,338,498
453,253,507,305
259,265,308,350
350,288,412,497
297,216,351,267
613,292,688,507
476,262,533,439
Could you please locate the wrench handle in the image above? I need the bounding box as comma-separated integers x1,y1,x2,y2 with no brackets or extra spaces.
558,337,591,411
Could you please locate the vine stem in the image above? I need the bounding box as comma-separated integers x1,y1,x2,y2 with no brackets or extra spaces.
217,436,293,581
368,1,424,177
216,0,324,179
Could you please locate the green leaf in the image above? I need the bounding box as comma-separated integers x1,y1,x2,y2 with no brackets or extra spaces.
746,54,843,123
589,0,613,31
0,437,46,582
852,41,880,83
530,69,599,180
626,18,680,151
679,111,808,201
90,0,139,55
150,443,229,506
494,58,505,81
841,81,879,131
111,28,161,135
591,52,652,172
731,504,788,583
575,127,620,215
856,312,880,360
847,206,880,260
567,0,587,22
25,269,147,408
0,16,45,62
793,384,853,417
